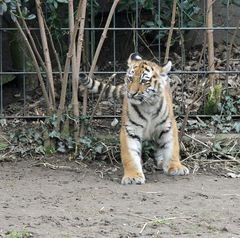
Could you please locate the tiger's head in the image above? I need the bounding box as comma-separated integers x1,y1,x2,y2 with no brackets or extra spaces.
125,53,172,105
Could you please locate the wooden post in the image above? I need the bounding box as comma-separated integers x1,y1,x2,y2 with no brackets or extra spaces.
207,0,215,86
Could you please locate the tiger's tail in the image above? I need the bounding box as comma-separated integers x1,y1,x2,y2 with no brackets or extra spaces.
79,73,124,99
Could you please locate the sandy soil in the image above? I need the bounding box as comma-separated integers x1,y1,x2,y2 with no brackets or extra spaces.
0,159,239,238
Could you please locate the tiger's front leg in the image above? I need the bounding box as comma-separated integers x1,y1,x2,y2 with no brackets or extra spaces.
120,127,145,185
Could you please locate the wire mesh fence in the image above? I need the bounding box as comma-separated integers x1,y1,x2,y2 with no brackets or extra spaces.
0,0,239,119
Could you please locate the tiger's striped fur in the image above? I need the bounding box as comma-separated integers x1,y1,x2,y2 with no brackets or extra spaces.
79,53,189,185
79,72,125,99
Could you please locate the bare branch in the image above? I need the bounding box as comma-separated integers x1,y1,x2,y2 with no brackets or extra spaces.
16,2,47,75
80,0,120,136
179,34,207,140
43,17,63,82
207,0,215,86
225,19,240,91
35,0,56,109
76,0,87,72
57,0,83,125
164,0,177,64
15,19,52,112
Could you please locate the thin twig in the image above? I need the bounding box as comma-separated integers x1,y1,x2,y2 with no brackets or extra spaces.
164,0,177,64
0,134,11,144
139,222,148,234
32,162,83,172
185,133,240,163
225,19,240,91
16,2,47,74
124,213,153,221
185,134,211,148
137,34,158,62
139,216,190,234
138,191,163,194
181,149,209,162
200,159,239,164
80,0,120,136
15,19,51,111
223,194,240,197
179,36,207,140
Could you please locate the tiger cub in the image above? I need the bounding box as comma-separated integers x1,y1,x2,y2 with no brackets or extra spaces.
79,53,189,185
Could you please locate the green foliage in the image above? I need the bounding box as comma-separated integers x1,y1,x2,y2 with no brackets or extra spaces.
9,126,45,156
0,142,9,151
4,113,120,161
6,229,30,238
118,0,202,42
142,140,155,160
211,114,233,133
221,0,240,6
204,84,223,115
46,0,68,9
218,95,240,116
0,0,9,15
0,0,36,21
0,0,68,19
211,94,240,133
44,114,77,153
45,144,57,155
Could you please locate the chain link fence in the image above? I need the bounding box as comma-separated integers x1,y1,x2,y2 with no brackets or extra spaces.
0,0,239,119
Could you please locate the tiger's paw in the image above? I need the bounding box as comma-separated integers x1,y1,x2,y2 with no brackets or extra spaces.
165,163,189,176
121,174,145,185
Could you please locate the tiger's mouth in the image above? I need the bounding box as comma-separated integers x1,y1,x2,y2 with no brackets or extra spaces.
127,91,157,105
127,92,144,104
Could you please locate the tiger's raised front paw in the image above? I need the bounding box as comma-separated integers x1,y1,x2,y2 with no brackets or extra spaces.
165,163,189,176
121,174,145,185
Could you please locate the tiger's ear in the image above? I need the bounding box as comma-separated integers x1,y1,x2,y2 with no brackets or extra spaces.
128,53,142,64
161,61,172,74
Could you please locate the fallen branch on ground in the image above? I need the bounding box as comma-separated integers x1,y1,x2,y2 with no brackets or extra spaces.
184,134,240,163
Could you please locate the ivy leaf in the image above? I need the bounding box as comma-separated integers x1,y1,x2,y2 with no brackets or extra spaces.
49,130,61,139
53,1,58,8
10,12,17,22
26,14,36,20
35,146,45,155
80,137,92,148
95,143,104,154
57,142,66,153
66,137,74,149
213,142,222,151
0,3,7,15
233,122,240,133
143,21,155,27
57,0,68,3
0,119,7,126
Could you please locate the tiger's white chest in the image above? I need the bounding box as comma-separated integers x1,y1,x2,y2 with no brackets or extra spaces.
142,113,169,140
126,98,171,141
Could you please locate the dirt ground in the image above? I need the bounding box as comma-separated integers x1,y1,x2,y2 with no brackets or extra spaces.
0,158,239,238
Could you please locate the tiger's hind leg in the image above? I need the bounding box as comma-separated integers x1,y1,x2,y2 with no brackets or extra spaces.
120,127,145,185
154,121,189,176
